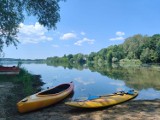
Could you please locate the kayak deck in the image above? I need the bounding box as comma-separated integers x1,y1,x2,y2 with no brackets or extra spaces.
65,90,138,108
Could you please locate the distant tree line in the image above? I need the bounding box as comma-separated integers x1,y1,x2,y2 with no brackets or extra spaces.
47,53,87,65
46,34,160,65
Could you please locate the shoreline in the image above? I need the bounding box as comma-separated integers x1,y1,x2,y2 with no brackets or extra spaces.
0,82,160,120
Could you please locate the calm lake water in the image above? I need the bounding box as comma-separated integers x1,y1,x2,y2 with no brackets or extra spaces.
19,63,160,100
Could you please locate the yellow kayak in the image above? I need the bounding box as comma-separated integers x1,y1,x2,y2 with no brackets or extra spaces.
65,90,138,108
17,82,74,113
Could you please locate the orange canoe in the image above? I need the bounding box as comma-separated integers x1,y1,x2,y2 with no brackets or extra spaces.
17,82,74,113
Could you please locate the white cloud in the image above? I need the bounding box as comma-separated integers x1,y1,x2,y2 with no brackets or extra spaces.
110,36,125,41
18,22,52,44
52,44,59,48
74,37,95,46
110,31,125,41
80,32,86,36
60,33,77,40
116,31,125,36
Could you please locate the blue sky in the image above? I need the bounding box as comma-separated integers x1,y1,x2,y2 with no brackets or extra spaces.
3,0,160,59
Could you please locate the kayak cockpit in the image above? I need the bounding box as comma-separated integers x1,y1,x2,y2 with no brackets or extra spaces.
38,84,70,95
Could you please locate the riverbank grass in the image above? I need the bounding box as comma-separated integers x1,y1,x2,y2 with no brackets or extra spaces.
0,68,44,96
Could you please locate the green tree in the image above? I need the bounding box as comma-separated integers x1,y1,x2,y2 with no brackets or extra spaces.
140,48,150,63
67,54,73,59
123,34,147,59
112,57,118,63
76,53,86,64
0,0,65,53
156,41,160,62
140,48,158,63
88,52,96,61
107,51,112,63
150,50,158,62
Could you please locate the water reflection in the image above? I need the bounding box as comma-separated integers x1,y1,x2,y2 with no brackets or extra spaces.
1,61,160,100
74,77,95,85
89,65,160,91
47,62,160,91
45,62,160,99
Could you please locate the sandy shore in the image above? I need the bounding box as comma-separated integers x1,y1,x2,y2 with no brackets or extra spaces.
0,82,160,120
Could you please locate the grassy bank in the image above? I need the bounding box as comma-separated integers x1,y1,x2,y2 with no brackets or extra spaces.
0,68,44,118
0,68,44,96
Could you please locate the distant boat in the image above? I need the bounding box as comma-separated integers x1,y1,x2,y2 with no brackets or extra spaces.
0,66,20,75
65,90,138,108
17,82,74,113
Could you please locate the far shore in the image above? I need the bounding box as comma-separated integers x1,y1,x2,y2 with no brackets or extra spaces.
0,82,159,120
